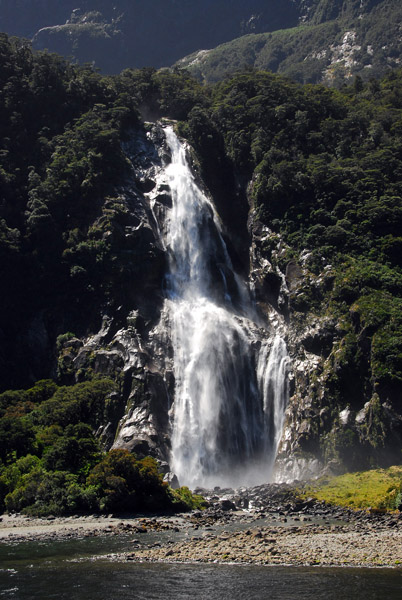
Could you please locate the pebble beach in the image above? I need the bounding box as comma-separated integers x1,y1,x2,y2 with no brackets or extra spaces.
1,483,402,569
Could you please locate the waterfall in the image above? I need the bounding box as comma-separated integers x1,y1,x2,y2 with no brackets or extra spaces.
164,126,290,489
258,336,290,456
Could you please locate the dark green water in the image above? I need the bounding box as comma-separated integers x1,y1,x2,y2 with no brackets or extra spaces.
1,536,401,599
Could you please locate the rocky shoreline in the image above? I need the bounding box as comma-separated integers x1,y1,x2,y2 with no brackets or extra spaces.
125,487,402,568
1,483,402,569
0,513,138,544
129,518,402,568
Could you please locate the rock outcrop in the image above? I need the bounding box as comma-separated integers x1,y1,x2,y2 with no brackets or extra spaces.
54,124,175,462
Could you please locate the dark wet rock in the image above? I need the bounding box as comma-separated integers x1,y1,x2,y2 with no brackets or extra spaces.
217,499,236,512
163,472,180,489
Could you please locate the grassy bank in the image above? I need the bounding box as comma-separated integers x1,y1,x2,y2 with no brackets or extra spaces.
301,466,402,511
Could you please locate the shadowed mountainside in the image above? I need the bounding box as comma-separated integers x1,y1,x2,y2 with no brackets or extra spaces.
1,1,400,85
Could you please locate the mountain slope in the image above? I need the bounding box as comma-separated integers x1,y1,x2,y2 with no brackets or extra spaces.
1,1,400,84
0,0,299,73
177,0,402,85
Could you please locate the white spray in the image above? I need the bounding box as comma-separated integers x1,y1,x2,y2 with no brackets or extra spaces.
164,126,289,488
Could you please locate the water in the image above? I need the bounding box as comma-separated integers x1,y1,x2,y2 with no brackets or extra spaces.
258,336,290,457
1,537,401,600
163,127,290,489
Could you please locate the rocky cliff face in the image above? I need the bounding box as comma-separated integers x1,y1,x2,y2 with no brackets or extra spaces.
52,122,402,483
53,123,290,481
246,206,402,480
54,125,174,464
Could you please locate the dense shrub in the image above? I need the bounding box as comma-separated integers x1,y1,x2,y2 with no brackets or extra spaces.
0,376,204,516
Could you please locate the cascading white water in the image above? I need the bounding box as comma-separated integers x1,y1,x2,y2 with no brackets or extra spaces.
164,126,290,488
258,336,290,457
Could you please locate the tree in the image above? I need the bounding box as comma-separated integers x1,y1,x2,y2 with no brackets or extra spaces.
87,449,169,512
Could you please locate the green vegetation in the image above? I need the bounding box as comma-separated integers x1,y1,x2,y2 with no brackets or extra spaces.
170,486,208,511
302,466,402,510
176,67,402,467
0,40,211,514
180,68,402,387
0,35,204,390
179,23,340,85
0,378,203,515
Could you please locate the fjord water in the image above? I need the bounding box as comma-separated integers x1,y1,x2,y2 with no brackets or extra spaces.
164,127,290,489
1,537,402,600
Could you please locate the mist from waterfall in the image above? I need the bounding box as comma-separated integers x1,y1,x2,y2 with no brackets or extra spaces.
163,126,290,489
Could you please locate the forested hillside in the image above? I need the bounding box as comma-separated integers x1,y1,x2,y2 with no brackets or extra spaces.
1,34,402,513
